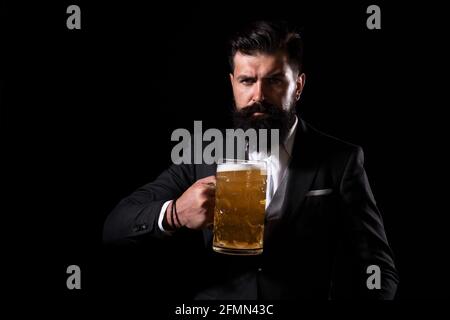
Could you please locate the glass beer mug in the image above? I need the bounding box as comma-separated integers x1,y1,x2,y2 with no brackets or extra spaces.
212,159,267,255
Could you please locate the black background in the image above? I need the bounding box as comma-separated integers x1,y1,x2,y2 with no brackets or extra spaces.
2,0,447,306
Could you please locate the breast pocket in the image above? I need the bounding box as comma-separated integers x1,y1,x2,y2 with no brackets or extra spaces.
298,190,339,229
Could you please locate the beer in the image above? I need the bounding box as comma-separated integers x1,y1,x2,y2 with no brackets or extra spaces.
213,160,267,255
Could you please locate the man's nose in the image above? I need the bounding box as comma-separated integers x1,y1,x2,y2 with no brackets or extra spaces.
252,81,265,103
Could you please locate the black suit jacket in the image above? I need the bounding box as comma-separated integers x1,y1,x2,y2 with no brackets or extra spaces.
103,119,399,299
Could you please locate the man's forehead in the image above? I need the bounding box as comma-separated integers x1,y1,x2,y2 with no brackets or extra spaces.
233,51,289,75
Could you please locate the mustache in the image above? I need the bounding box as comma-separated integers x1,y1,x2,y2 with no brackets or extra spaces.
232,100,296,144
235,101,282,117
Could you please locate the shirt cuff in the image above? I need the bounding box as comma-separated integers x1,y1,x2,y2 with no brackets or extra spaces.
158,200,174,233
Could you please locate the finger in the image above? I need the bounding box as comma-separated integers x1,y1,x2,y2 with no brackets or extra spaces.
198,175,216,185
202,182,217,193
201,185,216,197
203,184,216,193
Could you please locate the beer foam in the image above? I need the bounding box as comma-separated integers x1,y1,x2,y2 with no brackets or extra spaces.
216,163,266,172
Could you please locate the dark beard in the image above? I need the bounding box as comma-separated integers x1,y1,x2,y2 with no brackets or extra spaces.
232,101,296,144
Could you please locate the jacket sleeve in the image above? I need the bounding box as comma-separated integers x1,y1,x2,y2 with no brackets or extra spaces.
103,163,196,244
331,146,399,299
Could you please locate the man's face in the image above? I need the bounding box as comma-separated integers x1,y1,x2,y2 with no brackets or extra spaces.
230,51,305,140
230,51,305,113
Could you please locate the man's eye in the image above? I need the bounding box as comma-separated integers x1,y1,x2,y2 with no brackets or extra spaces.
268,78,282,85
240,79,254,85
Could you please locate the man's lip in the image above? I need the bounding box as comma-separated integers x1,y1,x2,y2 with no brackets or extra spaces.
252,112,266,116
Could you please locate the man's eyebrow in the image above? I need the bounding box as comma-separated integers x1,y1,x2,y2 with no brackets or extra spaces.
266,71,285,78
236,75,256,81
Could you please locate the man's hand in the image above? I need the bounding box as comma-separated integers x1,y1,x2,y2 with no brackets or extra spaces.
165,176,216,230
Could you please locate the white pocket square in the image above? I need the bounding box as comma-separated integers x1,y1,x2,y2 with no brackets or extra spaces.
305,188,333,196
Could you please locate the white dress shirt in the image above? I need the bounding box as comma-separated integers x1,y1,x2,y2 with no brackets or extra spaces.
158,116,299,232
248,115,298,209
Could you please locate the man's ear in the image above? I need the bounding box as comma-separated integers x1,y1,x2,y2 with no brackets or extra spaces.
296,73,306,100
229,73,234,85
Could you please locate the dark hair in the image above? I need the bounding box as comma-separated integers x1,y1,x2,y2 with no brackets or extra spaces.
229,20,304,73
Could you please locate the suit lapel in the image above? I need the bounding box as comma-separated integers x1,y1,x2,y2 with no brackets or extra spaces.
279,119,320,224
262,119,320,246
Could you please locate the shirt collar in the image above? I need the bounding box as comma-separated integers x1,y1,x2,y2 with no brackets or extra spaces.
283,115,298,158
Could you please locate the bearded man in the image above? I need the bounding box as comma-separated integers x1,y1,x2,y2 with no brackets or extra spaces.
103,20,398,300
